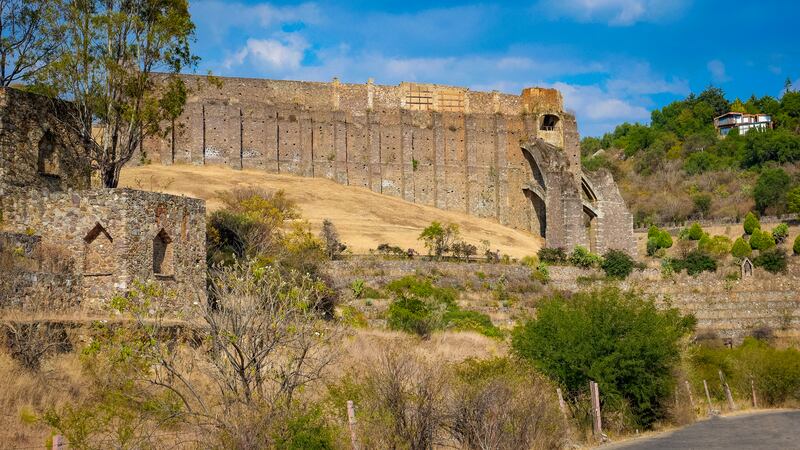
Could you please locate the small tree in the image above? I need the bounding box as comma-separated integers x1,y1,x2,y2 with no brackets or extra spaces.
418,222,459,259
731,237,752,258
750,228,776,251
753,168,791,214
0,0,63,86
693,193,712,217
687,222,704,240
537,247,567,265
320,219,346,260
568,245,602,268
647,226,673,256
744,212,761,235
772,223,789,245
794,235,800,255
35,0,198,187
512,287,695,428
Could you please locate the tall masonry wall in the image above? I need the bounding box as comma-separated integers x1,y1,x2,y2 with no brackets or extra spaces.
142,75,634,253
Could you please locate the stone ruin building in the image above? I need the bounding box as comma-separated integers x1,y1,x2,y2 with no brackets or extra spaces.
142,75,635,254
0,87,206,309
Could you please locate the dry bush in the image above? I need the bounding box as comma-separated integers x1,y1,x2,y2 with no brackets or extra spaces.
34,243,76,274
1,318,71,372
447,358,567,450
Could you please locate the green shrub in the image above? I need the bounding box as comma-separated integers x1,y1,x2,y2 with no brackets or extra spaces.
646,226,673,256
670,250,717,275
443,309,503,338
512,287,695,428
386,297,441,337
537,247,567,265
340,305,368,328
743,211,761,235
749,228,776,251
385,276,456,306
532,262,550,283
601,249,637,279
687,222,704,240
568,245,603,268
698,235,732,258
520,255,539,267
772,223,789,244
731,237,752,258
753,248,788,274
273,408,336,450
794,235,800,255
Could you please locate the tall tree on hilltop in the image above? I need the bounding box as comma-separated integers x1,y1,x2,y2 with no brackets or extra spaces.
34,0,197,188
0,0,63,86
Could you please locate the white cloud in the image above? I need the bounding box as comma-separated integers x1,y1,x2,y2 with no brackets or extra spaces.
536,0,689,26
707,59,730,82
190,1,320,44
551,82,650,121
224,34,309,71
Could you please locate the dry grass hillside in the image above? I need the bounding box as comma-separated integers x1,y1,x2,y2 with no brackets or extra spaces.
120,164,542,258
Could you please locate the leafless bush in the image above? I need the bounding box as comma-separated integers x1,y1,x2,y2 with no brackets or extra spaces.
320,218,346,260
447,359,566,450
1,314,71,372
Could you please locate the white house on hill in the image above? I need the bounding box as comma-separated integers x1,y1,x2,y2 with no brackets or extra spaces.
714,112,773,136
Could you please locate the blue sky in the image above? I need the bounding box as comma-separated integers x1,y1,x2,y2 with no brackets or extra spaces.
188,0,800,136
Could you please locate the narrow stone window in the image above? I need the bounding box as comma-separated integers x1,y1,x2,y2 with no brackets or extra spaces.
37,131,61,177
540,114,559,131
84,223,114,276
153,229,174,276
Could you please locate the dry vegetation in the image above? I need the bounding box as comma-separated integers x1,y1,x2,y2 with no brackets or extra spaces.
119,164,542,258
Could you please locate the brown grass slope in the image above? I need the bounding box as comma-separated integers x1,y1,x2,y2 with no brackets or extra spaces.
120,164,542,258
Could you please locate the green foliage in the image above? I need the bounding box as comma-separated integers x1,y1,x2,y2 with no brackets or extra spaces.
568,245,603,268
753,168,791,214
273,408,336,450
749,228,776,251
512,287,695,428
646,226,673,256
692,193,712,216
690,338,800,406
601,249,638,279
339,306,368,328
537,247,567,265
731,237,752,258
520,255,539,267
753,248,788,274
794,235,800,255
670,250,717,275
418,221,460,259
772,223,789,244
743,211,761,235
698,235,732,258
687,222,704,240
787,186,800,215
385,276,500,338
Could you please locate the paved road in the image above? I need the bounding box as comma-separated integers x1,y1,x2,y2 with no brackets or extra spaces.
603,410,800,450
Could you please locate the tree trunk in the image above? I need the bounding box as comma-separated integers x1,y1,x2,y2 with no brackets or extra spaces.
102,164,122,188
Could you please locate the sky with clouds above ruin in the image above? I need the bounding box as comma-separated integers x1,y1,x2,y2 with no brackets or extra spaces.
188,0,800,136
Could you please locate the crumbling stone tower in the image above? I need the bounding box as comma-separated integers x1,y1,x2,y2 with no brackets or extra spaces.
141,75,635,254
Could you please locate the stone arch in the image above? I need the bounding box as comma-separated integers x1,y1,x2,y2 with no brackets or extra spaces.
153,228,174,276
524,189,547,238
581,176,599,203
84,223,114,275
521,146,547,190
583,205,598,253
540,114,560,131
37,130,61,177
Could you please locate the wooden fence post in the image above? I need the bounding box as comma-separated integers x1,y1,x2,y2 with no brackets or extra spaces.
347,400,359,450
556,388,568,420
719,370,736,411
589,381,603,439
684,380,695,410
751,378,758,408
52,435,63,450
703,379,713,415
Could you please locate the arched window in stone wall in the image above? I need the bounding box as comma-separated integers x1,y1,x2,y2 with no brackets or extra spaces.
583,206,598,253
153,229,174,276
524,189,547,238
37,130,61,177
84,223,114,275
540,114,559,131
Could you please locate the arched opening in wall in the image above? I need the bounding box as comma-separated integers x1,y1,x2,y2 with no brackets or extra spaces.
583,206,598,253
153,229,174,276
524,189,547,238
84,223,114,276
540,114,559,131
522,148,546,190
581,178,598,204
37,130,61,177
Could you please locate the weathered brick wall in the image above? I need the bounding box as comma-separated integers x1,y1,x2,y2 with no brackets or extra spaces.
143,75,634,253
0,88,92,191
0,185,206,308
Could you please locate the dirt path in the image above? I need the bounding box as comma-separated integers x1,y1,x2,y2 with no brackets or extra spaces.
602,410,800,449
